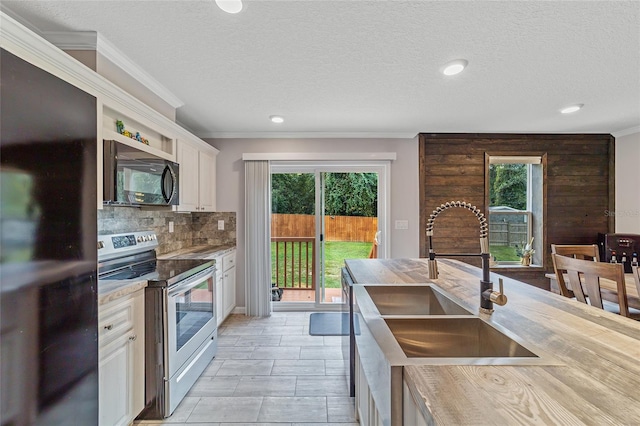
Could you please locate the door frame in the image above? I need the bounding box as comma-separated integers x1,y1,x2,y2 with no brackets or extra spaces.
271,160,390,310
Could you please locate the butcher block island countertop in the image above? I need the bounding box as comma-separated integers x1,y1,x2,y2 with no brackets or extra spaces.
344,258,640,425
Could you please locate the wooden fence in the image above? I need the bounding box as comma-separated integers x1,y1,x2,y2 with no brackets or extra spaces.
489,223,528,247
271,213,378,242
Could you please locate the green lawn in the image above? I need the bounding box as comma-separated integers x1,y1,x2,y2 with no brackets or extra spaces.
490,244,520,261
271,241,371,289
324,241,371,288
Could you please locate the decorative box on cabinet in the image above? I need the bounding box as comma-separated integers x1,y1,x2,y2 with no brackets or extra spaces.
176,139,217,212
98,289,144,426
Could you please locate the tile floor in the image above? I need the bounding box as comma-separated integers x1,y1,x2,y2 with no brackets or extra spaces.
135,312,358,426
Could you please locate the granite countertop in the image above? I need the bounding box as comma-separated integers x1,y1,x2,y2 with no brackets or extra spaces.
158,244,235,260
345,257,640,425
98,278,148,306
97,245,235,306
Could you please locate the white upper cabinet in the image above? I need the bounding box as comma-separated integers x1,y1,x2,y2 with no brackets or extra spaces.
198,148,216,211
177,139,217,212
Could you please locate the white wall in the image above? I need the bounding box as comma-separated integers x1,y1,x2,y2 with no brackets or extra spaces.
615,131,640,233
206,137,419,311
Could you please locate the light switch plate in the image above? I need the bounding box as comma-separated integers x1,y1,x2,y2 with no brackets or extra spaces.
169,221,174,233
218,220,225,230
395,220,409,230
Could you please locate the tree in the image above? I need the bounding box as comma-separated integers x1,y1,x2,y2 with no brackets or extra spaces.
270,172,378,217
324,173,377,217
271,173,315,214
490,164,527,210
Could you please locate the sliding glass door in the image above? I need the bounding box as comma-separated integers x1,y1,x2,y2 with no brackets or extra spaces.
271,162,388,308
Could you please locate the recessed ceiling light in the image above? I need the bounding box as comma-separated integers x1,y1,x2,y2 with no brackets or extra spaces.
270,115,284,124
560,104,584,114
441,59,468,76
215,0,243,14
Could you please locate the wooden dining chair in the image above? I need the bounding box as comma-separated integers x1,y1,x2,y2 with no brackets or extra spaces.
550,244,600,297
551,253,629,317
632,265,640,300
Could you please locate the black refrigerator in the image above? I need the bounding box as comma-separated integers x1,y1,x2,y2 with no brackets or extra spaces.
1,49,98,425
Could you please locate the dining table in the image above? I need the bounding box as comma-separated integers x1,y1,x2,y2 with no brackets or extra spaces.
546,271,640,310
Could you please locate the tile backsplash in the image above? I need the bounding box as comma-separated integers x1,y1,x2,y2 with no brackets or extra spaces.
98,207,236,255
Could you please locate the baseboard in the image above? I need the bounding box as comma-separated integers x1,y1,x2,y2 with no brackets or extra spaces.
231,306,246,315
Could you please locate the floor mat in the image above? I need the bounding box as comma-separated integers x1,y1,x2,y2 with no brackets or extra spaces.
309,312,360,336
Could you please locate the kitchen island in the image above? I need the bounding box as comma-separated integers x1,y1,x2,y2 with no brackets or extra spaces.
344,258,640,425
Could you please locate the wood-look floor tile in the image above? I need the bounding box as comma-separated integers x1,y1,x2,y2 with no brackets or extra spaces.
235,335,282,346
327,396,357,422
295,376,349,397
214,346,254,360
187,376,239,397
325,360,348,376
233,376,297,397
186,397,263,423
279,335,325,346
162,396,200,422
251,346,301,360
200,359,224,376
217,359,274,376
299,346,343,360
261,325,305,335
257,396,327,423
271,359,325,376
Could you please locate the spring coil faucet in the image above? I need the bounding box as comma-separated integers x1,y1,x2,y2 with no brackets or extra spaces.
426,201,506,313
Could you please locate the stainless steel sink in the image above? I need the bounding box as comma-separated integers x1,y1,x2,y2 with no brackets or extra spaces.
364,284,472,315
384,317,538,358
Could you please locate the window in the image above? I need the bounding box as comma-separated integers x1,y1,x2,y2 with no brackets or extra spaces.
488,156,543,265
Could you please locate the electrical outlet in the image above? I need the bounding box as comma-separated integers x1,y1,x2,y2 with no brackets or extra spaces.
218,220,225,230
169,221,174,233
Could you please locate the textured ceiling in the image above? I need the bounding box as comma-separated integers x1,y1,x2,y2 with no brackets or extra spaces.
3,1,640,138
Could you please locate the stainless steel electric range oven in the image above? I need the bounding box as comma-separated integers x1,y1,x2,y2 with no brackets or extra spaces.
98,231,217,419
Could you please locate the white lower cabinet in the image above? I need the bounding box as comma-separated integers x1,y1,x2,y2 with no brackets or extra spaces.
99,289,144,426
210,249,236,326
403,380,428,426
215,264,224,326
223,256,236,318
355,345,383,426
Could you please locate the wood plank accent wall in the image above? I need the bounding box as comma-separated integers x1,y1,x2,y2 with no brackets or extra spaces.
419,133,615,289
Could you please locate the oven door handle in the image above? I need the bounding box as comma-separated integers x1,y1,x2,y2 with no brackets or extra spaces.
167,267,215,297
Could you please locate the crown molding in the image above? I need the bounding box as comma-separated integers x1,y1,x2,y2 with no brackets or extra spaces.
42,30,184,109
0,11,205,148
612,126,640,138
199,131,419,139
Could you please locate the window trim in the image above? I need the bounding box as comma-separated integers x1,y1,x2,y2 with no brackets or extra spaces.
485,153,547,268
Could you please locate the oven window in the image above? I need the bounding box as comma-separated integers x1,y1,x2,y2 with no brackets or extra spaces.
174,280,213,351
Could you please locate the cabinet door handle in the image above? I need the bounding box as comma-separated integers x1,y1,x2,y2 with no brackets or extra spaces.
104,324,113,331
129,335,137,342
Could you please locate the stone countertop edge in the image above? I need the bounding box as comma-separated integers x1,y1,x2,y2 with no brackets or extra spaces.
98,279,146,306
157,244,236,260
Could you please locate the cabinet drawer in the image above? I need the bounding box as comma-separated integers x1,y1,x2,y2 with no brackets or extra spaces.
222,251,236,272
99,296,136,348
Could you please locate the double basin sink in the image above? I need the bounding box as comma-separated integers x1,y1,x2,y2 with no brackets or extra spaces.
351,281,558,425
360,284,545,362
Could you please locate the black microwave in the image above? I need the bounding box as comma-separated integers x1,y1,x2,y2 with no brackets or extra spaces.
103,140,179,206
